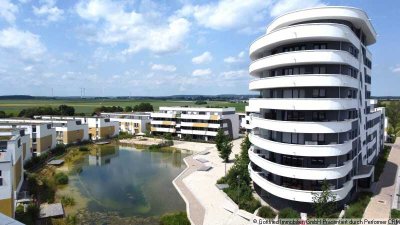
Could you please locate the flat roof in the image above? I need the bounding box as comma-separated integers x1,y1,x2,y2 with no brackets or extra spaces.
0,213,25,225
159,106,236,112
39,203,64,218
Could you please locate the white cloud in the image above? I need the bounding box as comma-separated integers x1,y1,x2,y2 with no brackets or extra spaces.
224,51,246,64
177,0,271,30
0,27,46,60
23,65,34,72
221,70,248,80
192,51,213,64
151,64,177,72
33,0,64,22
192,68,212,76
177,0,324,31
0,0,18,23
392,66,400,73
76,0,191,54
270,0,325,17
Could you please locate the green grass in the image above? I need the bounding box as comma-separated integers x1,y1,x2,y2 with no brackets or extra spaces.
343,192,372,218
391,209,400,218
257,206,276,218
0,99,246,115
160,212,190,225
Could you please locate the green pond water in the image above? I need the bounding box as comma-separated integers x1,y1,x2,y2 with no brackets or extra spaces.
60,144,191,218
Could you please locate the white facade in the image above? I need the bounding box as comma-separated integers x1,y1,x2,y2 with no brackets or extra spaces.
0,129,25,218
0,118,89,145
247,6,386,205
151,107,239,141
36,116,119,140
100,112,151,135
0,121,56,156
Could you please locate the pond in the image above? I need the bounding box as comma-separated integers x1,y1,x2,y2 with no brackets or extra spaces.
56,144,191,220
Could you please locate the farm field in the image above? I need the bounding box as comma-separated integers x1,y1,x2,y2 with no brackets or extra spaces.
0,99,246,115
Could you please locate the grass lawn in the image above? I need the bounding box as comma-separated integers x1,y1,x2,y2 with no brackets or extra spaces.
343,192,372,218
0,99,246,115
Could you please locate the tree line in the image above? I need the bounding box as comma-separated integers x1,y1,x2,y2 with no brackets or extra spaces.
92,102,154,115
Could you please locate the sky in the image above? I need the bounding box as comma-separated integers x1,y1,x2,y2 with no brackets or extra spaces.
0,0,399,97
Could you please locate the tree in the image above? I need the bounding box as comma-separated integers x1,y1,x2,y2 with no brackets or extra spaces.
312,180,337,217
58,105,75,116
386,101,400,139
133,103,154,112
219,141,232,163
125,106,133,112
215,129,228,152
0,111,6,118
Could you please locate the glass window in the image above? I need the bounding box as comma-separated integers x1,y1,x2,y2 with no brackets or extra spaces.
320,66,326,74
320,89,326,97
299,67,305,74
312,89,319,98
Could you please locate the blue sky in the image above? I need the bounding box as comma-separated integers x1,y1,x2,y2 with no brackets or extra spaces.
0,0,399,97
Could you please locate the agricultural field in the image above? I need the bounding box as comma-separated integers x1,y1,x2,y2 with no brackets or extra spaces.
0,99,246,115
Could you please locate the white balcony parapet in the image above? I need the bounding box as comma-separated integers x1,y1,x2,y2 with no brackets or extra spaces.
249,149,352,180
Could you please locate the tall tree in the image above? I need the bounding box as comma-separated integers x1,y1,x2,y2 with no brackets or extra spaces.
311,180,337,218
386,101,400,140
219,141,233,163
215,129,227,152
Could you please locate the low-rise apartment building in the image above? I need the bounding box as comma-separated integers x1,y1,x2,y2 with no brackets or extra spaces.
0,122,56,156
35,116,118,140
151,107,239,141
100,112,151,135
0,128,26,218
0,118,89,145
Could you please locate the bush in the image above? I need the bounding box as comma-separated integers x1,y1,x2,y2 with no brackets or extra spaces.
16,204,39,225
160,212,190,225
117,131,134,139
257,206,276,218
391,209,400,218
52,144,66,155
54,172,69,185
344,192,372,218
79,146,89,152
279,208,299,219
61,196,76,207
374,146,391,182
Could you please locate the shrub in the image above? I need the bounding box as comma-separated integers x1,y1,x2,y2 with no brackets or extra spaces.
54,172,69,185
61,196,76,207
160,212,190,225
257,206,276,218
118,131,134,139
51,144,66,156
391,209,400,218
344,192,372,218
279,208,299,219
374,146,390,182
79,146,89,152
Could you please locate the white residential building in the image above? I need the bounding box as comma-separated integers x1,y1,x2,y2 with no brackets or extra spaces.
151,107,239,141
0,122,56,156
35,116,119,140
0,129,26,218
247,6,386,209
0,118,89,145
100,112,151,135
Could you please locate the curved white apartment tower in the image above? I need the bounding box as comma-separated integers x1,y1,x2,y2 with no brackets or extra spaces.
247,7,386,209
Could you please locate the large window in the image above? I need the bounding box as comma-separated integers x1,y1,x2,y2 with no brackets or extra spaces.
312,88,326,98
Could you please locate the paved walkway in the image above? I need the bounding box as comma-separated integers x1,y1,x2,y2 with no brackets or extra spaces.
363,138,400,219
173,139,250,225
173,153,207,225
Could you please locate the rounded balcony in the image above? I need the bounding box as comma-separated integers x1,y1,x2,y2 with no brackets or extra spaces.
249,133,353,157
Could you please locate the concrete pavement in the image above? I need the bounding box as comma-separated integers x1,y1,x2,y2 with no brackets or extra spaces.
363,138,400,219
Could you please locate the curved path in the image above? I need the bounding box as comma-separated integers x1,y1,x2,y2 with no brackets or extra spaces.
173,151,207,225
